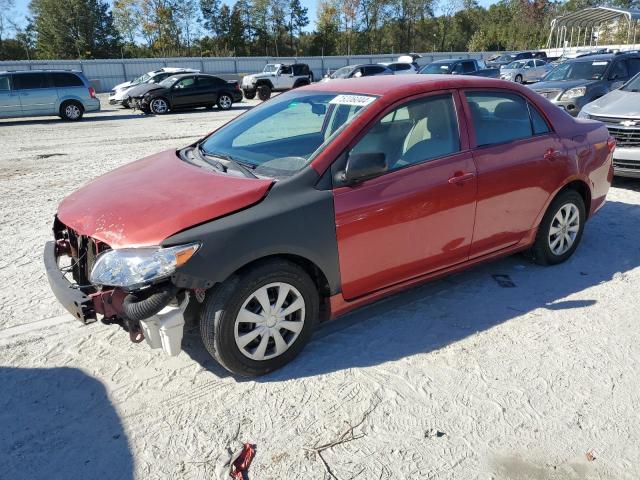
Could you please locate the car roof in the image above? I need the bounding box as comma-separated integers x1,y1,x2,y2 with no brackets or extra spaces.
305,74,525,99
1,69,82,74
430,59,460,64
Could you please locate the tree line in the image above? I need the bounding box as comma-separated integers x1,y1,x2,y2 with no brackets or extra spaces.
1,0,639,61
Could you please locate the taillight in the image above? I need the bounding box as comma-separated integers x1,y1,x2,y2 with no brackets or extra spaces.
607,136,616,152
234,83,240,92
88,87,97,99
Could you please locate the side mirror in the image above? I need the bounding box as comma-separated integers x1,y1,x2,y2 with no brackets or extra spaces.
612,80,625,90
338,152,387,185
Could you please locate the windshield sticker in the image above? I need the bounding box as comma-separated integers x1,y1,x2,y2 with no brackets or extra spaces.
329,95,376,107
592,61,608,65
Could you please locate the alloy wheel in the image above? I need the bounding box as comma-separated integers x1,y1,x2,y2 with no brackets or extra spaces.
219,95,232,109
548,203,580,256
151,99,168,114
234,282,306,361
65,104,81,119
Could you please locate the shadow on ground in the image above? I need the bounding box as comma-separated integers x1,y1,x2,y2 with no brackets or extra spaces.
0,367,133,480
182,198,640,381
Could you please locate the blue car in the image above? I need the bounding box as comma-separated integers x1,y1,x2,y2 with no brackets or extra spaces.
0,70,100,121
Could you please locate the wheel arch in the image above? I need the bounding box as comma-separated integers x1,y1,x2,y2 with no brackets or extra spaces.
255,79,273,89
57,96,84,112
557,179,592,216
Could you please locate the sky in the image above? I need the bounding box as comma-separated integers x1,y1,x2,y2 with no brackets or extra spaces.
8,0,498,33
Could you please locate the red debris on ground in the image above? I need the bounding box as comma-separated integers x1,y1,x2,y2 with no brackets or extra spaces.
230,443,255,479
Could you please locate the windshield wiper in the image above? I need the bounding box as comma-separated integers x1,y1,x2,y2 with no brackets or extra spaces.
196,144,258,179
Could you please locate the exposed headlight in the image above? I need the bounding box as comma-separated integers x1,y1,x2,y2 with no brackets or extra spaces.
90,243,200,288
561,87,586,100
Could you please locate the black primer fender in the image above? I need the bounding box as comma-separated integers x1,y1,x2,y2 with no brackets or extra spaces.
162,167,341,295
255,79,274,89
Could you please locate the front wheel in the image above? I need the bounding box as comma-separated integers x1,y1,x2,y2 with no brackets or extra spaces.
217,93,233,110
243,90,256,100
149,97,169,114
257,85,271,101
514,74,523,83
200,259,319,376
527,190,585,265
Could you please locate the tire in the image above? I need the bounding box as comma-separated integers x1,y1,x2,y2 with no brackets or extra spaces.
292,80,309,89
515,74,523,84
200,259,320,377
257,85,272,101
217,93,233,110
149,97,169,114
527,190,586,266
59,100,84,121
121,99,130,109
243,90,256,100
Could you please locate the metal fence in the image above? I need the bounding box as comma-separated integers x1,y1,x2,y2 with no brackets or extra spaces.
0,52,502,92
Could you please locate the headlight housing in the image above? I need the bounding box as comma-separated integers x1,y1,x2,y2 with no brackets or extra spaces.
561,87,587,100
90,243,200,288
577,109,590,119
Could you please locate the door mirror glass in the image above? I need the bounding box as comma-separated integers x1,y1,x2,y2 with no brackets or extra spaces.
339,152,387,184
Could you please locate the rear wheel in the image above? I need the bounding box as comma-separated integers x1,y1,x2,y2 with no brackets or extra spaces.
150,97,169,114
527,190,585,265
257,85,272,101
217,93,233,110
59,100,84,121
200,259,319,376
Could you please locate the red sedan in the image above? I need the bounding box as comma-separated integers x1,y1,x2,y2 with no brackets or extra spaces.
45,75,614,376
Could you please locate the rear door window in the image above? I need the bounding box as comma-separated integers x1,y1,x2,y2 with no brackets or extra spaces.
198,76,224,88
465,91,535,146
14,73,49,90
0,75,10,91
365,65,386,75
462,61,476,73
51,72,84,87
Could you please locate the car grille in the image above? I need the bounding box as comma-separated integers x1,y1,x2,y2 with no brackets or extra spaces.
535,89,561,100
589,115,640,147
613,158,640,170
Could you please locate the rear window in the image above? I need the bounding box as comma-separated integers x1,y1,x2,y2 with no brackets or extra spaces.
51,72,84,87
14,73,48,90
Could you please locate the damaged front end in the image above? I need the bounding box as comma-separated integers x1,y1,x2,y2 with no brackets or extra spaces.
44,217,197,356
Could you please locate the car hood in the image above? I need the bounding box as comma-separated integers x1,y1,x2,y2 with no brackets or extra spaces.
113,80,133,91
57,150,273,248
244,72,274,81
583,88,640,117
128,83,166,98
531,79,598,91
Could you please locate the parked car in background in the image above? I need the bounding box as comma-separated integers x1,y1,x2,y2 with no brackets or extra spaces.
486,51,537,68
579,72,640,178
109,67,199,108
129,73,242,114
419,59,499,78
46,75,614,376
530,52,640,116
0,70,99,121
500,59,553,83
321,64,393,82
381,62,419,75
241,63,313,101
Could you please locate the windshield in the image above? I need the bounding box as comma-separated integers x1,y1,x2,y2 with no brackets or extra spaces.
330,66,353,79
504,61,526,69
497,54,516,63
132,72,152,85
622,73,640,91
263,64,278,73
544,60,610,81
199,92,377,178
159,76,179,88
420,62,453,74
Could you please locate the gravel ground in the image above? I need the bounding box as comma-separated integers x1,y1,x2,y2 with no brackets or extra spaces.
1,95,639,479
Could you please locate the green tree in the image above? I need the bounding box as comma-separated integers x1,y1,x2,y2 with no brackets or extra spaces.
29,0,121,58
288,0,309,54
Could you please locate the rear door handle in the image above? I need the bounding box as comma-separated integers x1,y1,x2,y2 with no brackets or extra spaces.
448,172,475,185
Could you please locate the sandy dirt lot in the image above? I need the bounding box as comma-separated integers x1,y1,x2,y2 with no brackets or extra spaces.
1,95,639,480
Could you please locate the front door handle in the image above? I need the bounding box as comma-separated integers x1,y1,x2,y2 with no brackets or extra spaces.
448,172,475,185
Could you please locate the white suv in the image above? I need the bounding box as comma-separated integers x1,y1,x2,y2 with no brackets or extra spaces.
109,68,199,108
241,63,313,101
